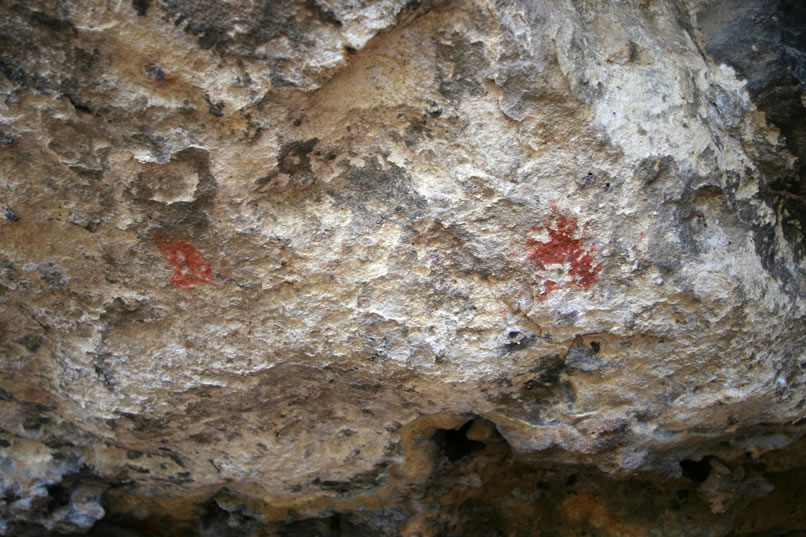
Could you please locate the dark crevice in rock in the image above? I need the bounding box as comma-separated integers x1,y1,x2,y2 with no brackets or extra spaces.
5,417,806,536
433,420,486,462
680,457,712,482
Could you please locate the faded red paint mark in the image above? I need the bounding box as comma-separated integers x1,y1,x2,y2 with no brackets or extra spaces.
154,234,219,288
526,204,601,299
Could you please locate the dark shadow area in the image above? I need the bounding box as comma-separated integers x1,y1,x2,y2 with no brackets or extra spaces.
679,457,712,482
433,420,486,462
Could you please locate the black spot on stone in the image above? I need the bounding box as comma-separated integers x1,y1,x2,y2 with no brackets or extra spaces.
62,93,93,114
15,334,42,352
118,412,166,433
159,0,334,87
531,356,564,387
94,364,114,390
204,93,224,116
23,416,50,431
0,438,10,447
278,138,319,175
145,62,165,81
502,332,537,353
0,59,27,86
0,131,16,145
590,341,600,353
312,462,392,494
132,0,151,16
69,165,103,181
158,447,186,468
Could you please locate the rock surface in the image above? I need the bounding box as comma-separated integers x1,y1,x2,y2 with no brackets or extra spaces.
1,0,805,535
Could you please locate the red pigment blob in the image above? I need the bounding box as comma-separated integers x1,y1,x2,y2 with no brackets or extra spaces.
154,234,216,288
526,205,601,299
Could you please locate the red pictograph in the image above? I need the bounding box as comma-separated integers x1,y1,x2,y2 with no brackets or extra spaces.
526,204,601,299
154,234,217,288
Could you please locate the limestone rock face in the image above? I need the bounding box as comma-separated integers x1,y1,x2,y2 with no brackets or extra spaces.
1,0,806,535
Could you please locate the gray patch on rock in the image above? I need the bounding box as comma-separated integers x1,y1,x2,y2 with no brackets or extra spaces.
29,262,70,289
329,157,427,224
435,32,488,101
256,138,320,191
132,146,218,237
698,0,806,279
565,339,608,374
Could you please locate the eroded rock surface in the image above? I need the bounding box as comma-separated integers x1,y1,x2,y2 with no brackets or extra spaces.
1,0,805,535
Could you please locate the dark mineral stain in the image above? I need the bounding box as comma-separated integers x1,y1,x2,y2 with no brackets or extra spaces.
278,138,319,175
698,0,806,275
204,93,224,116
565,339,608,374
3,205,19,221
502,331,537,353
145,62,166,81
15,334,42,352
132,0,151,16
62,93,93,114
158,447,186,468
94,364,114,391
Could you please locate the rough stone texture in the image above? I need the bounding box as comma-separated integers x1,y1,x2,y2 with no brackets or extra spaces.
1,0,805,535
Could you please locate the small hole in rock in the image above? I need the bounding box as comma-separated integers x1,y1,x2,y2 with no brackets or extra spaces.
47,483,71,511
433,420,485,462
680,458,711,482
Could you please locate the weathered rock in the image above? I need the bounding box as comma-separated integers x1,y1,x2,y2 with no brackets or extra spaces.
1,0,805,535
